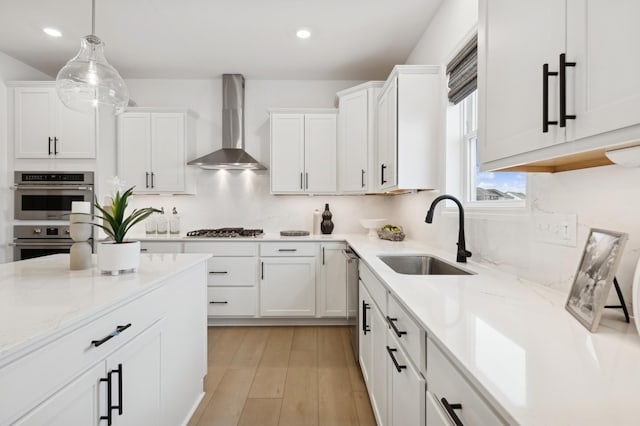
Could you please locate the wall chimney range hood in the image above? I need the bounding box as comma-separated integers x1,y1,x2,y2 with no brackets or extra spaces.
188,74,266,170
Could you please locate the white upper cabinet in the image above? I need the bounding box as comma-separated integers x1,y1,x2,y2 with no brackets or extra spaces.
376,66,443,191
479,0,640,172
13,84,96,159
117,108,197,194
270,109,337,194
337,82,384,193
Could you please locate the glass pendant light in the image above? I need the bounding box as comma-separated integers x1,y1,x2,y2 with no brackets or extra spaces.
56,0,128,114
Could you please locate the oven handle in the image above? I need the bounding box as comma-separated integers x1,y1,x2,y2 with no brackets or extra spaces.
10,241,74,247
10,185,93,191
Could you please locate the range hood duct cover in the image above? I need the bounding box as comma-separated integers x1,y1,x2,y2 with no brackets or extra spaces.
188,74,266,170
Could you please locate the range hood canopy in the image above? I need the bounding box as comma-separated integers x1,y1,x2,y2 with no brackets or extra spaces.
188,74,266,170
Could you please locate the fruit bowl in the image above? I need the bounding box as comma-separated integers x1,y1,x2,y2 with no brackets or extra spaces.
359,218,388,237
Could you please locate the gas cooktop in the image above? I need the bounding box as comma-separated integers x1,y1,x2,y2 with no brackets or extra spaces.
186,228,264,238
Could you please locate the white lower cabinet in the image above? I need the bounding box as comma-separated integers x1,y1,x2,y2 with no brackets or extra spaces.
260,257,316,316
427,337,508,425
207,287,257,316
387,331,425,426
318,242,347,317
426,390,454,426
140,241,183,254
15,362,105,426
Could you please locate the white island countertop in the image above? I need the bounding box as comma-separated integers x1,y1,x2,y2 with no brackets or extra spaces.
345,235,640,426
0,253,210,366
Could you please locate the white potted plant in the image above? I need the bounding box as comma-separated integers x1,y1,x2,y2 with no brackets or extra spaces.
92,186,159,275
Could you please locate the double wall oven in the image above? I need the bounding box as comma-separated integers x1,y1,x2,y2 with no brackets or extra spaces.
12,171,94,261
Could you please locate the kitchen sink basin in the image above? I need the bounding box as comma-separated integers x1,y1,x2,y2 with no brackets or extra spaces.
378,255,474,276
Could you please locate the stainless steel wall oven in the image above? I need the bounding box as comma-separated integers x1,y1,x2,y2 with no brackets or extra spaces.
12,171,94,221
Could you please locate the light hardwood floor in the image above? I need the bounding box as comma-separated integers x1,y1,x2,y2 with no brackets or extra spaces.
188,326,376,426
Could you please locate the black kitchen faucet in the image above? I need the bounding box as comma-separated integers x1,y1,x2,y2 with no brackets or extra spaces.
425,194,472,263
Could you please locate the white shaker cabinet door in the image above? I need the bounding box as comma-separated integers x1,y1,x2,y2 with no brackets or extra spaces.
260,257,316,316
14,87,56,158
270,113,305,193
305,114,337,193
150,113,185,192
14,362,105,426
55,97,96,158
479,0,567,166
117,113,152,192
318,244,347,317
567,0,640,142
377,78,397,190
339,89,369,193
369,299,388,426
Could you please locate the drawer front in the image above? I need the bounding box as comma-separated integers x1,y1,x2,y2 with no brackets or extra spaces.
388,295,425,374
387,331,426,426
207,257,258,286
140,241,183,253
260,243,318,257
207,287,257,316
427,337,507,426
184,242,258,256
359,262,387,312
0,288,165,425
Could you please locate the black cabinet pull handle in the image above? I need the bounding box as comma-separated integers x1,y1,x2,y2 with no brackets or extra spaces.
386,346,407,373
278,248,297,252
145,172,150,189
300,172,303,190
322,247,325,265
48,137,52,155
381,164,387,184
114,364,123,416
210,300,228,304
542,63,558,133
305,172,309,189
361,169,365,188
362,301,371,334
559,53,576,127
441,398,464,426
209,271,228,274
386,316,407,337
91,323,132,347
261,261,264,280
53,137,58,155
99,372,113,425
150,172,155,188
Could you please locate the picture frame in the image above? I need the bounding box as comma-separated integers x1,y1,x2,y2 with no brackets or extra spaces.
565,228,628,332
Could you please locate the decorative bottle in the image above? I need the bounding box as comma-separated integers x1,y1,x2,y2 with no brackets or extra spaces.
145,207,157,235
313,209,321,235
156,207,168,234
321,203,334,234
169,207,181,235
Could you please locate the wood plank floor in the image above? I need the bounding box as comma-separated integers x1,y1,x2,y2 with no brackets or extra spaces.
188,326,376,426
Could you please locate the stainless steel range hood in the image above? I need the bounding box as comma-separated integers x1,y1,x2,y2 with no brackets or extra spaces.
188,74,266,170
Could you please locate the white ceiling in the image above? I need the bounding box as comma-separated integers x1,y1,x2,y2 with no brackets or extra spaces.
0,0,443,80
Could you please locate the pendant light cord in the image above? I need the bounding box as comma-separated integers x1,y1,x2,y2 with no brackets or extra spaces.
91,0,96,35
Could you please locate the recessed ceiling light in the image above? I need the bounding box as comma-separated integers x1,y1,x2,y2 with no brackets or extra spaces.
43,28,62,37
296,29,311,39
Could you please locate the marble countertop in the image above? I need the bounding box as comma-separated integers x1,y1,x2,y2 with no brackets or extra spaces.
0,253,210,366
345,235,640,425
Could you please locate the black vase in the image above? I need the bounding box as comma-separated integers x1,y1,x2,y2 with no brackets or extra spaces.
320,203,334,234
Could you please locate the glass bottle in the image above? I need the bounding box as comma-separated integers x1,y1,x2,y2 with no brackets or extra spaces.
169,207,181,235
156,207,168,234
145,207,157,235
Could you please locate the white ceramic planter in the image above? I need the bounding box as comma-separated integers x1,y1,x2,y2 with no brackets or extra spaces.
97,241,141,275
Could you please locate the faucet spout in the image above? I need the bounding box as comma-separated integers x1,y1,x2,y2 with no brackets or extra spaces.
425,194,472,263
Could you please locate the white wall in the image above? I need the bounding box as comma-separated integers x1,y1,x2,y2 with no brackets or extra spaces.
120,78,394,235
395,0,640,312
0,52,50,263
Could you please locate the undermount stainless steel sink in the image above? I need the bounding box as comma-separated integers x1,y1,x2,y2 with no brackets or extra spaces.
378,255,475,276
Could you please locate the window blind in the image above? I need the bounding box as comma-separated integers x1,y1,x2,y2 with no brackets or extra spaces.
446,34,477,105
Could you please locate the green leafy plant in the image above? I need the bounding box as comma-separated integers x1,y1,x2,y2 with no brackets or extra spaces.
91,186,160,243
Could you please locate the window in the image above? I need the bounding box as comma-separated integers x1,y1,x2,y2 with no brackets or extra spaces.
462,92,526,204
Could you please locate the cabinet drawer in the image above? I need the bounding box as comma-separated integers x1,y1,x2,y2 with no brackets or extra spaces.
207,287,257,316
140,241,183,253
388,295,425,374
359,262,387,312
184,242,258,256
260,243,317,257
207,257,258,286
0,288,165,425
427,337,507,426
387,331,426,426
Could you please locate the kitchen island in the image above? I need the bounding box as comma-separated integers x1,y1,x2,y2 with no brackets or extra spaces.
0,253,210,426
